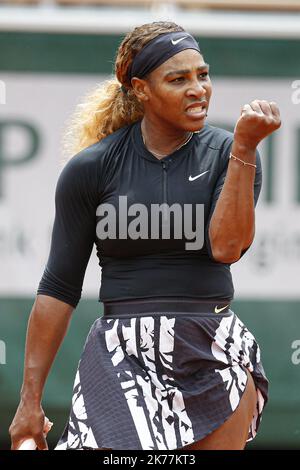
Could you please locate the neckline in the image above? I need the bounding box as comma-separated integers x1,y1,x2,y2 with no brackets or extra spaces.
132,120,205,163
142,129,194,159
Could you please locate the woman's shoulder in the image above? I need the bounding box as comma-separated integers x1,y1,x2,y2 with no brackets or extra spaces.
62,123,134,174
89,123,134,154
58,123,135,195
74,124,132,161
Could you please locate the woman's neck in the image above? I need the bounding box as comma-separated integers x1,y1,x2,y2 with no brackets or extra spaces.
141,118,192,159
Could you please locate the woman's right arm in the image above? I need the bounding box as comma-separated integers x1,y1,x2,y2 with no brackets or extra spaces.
9,295,73,450
9,149,102,450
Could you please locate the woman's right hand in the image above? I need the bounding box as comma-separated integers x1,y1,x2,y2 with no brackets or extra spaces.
9,400,49,450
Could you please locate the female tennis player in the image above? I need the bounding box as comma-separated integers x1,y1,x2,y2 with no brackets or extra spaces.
9,21,280,450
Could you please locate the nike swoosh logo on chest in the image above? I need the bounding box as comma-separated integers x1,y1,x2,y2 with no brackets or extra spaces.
188,170,210,181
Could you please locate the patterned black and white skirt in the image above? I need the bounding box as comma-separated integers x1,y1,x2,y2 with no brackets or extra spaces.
55,299,268,450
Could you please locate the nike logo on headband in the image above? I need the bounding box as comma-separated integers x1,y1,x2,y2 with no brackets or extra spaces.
171,37,187,45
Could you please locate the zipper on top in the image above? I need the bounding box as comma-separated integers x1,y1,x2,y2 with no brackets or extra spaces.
161,161,168,224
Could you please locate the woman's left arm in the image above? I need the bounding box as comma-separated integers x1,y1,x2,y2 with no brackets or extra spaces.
209,99,281,263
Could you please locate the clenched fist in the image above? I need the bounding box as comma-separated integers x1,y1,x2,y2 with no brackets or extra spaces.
234,99,281,149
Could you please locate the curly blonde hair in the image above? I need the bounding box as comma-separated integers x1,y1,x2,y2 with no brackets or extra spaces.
62,21,185,161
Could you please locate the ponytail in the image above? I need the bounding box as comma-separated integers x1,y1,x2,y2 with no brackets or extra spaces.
62,78,143,162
